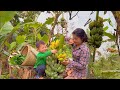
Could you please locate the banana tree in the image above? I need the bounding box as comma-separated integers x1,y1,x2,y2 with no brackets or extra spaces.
111,11,120,55
0,11,48,54
0,11,17,54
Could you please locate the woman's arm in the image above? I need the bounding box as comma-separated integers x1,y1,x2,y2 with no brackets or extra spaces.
68,49,89,70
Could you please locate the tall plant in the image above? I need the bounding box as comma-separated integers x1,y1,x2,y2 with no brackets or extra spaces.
88,11,104,62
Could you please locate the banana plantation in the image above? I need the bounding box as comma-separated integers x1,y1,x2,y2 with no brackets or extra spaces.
0,11,120,79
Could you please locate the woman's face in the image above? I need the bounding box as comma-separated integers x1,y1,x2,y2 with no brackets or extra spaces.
72,34,82,46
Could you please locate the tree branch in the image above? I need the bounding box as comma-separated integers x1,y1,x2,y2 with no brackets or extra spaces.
48,12,62,44
69,11,79,20
90,11,95,15
84,11,95,27
84,18,92,27
69,11,72,20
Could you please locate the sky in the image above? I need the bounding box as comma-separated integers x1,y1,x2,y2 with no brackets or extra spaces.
37,11,117,59
37,11,116,35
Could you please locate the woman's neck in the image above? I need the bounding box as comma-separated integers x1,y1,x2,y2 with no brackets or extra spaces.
75,43,82,49
76,43,83,47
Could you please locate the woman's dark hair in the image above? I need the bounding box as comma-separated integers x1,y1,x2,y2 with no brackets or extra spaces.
36,40,45,48
72,28,88,42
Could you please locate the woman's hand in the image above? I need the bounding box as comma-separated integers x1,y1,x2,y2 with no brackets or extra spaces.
65,68,73,76
68,38,74,45
67,69,73,76
61,60,69,66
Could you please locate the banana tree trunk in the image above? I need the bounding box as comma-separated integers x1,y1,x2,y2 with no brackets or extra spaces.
112,11,120,56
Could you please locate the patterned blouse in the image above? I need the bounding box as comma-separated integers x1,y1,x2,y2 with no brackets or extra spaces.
66,43,90,79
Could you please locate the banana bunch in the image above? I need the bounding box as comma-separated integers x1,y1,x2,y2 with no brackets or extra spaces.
45,65,64,79
46,59,54,65
50,63,65,73
88,17,104,48
60,17,67,28
45,56,66,79
90,27,103,36
50,40,60,49
89,17,104,30
56,53,67,62
45,65,59,79
46,59,65,73
46,44,68,79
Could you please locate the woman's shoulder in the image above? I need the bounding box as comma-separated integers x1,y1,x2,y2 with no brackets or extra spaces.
80,43,89,51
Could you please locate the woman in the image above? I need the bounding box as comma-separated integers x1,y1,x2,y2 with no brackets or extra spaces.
63,28,90,79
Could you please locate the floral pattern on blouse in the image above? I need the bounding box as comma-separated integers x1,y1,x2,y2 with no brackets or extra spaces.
66,43,90,79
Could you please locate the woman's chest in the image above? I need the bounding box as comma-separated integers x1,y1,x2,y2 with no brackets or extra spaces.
72,48,81,60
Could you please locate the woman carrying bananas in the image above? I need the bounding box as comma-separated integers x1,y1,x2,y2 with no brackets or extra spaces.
63,28,90,79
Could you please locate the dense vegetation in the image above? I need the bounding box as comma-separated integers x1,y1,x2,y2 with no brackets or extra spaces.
0,11,120,79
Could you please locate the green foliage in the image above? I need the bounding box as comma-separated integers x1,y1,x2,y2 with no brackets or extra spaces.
63,44,72,58
58,34,65,49
0,22,14,35
0,11,16,29
103,26,108,31
16,35,26,44
37,33,42,40
1,11,120,79
103,32,115,41
0,74,10,79
9,54,26,65
44,17,54,25
107,18,113,27
9,42,16,51
41,34,49,44
5,41,10,48
88,54,120,79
